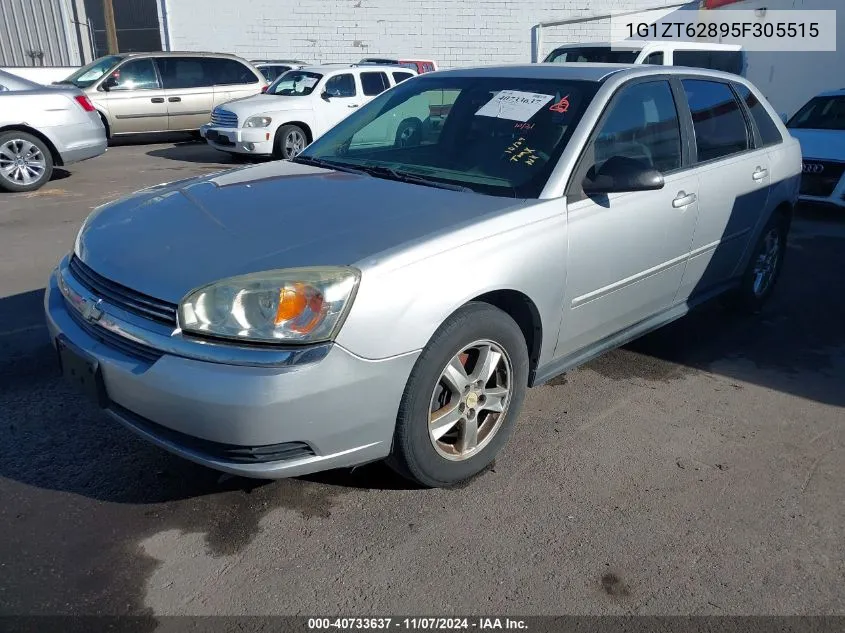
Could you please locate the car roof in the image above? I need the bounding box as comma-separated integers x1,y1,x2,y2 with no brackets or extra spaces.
549,40,742,52
817,88,845,97
119,51,251,60
299,63,416,74
432,63,750,84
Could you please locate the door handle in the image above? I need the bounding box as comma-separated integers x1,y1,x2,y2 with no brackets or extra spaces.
672,191,697,208
752,167,769,181
168,96,182,103
347,104,359,108
150,97,164,103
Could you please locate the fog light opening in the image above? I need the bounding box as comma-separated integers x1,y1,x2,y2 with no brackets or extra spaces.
244,142,255,151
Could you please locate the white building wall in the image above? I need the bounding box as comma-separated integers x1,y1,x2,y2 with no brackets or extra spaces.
159,0,685,68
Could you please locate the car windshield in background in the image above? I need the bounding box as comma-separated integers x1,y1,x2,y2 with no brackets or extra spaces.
61,55,124,88
545,47,639,64
297,75,599,198
267,71,323,96
787,95,845,131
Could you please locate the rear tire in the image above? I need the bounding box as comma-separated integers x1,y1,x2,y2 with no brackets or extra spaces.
0,131,54,193
273,124,308,160
724,211,788,314
387,302,529,488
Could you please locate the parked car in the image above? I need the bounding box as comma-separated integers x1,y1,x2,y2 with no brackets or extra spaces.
0,70,106,193
47,65,800,487
55,52,267,138
200,64,417,159
359,57,439,74
543,41,746,75
252,61,306,84
785,89,845,208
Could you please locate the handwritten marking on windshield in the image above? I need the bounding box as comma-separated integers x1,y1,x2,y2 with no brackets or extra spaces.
504,137,539,166
549,95,570,113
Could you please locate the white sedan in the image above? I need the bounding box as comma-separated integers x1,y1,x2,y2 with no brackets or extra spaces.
200,64,419,160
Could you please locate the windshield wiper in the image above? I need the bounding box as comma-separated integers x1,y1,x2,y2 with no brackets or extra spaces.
290,155,367,175
353,164,473,193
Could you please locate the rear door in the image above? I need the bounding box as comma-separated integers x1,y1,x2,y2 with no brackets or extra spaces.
557,78,701,357
155,56,214,130
99,58,167,134
675,78,770,300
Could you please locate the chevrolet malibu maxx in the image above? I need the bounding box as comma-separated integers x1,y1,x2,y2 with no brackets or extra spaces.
46,65,800,487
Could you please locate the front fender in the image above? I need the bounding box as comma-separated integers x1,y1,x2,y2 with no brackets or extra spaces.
336,201,569,365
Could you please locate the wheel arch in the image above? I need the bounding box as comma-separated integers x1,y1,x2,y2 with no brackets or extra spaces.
281,120,313,144
0,124,63,166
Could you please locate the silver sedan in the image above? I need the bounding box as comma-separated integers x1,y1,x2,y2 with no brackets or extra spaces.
46,64,800,487
0,70,106,192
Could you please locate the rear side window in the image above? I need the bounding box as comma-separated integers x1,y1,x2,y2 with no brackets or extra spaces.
674,50,743,75
643,51,664,65
203,58,259,85
734,84,783,147
156,57,208,89
392,71,414,84
682,79,750,162
360,71,390,96
324,74,356,97
592,80,682,174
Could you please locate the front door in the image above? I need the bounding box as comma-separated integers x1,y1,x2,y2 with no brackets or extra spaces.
155,56,215,131
99,58,167,134
556,79,701,358
315,72,362,138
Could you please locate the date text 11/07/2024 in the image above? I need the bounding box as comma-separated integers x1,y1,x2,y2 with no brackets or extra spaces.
307,618,529,630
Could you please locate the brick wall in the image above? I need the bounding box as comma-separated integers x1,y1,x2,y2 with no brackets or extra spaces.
161,0,685,68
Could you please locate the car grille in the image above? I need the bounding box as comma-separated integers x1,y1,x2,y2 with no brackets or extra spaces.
800,160,845,198
111,403,317,464
210,108,238,127
66,305,163,363
68,255,178,326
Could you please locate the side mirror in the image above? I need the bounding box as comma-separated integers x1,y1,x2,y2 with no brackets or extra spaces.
582,155,664,195
320,90,331,101
101,76,118,92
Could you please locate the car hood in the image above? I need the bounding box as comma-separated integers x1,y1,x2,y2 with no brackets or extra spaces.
788,128,845,161
75,161,528,303
217,93,313,117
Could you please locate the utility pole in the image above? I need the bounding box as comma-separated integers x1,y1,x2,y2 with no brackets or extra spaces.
103,0,119,54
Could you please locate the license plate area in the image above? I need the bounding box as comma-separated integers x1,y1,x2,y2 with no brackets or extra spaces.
56,335,108,408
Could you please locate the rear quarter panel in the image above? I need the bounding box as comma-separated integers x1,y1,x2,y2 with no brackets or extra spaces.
335,199,569,364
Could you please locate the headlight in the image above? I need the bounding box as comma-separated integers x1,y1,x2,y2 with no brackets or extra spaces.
244,115,272,128
178,267,360,343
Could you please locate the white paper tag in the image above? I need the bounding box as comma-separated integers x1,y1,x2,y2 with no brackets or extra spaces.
301,77,318,88
475,90,554,122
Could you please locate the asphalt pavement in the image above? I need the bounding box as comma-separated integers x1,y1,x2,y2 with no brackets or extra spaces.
0,136,843,620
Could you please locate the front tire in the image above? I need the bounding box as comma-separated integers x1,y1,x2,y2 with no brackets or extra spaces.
0,131,54,193
725,211,788,314
273,124,308,160
387,302,529,487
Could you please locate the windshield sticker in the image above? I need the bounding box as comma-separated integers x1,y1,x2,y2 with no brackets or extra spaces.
504,137,539,166
300,77,319,88
475,91,554,122
549,95,570,113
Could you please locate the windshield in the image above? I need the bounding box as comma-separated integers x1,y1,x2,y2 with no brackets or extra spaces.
545,47,640,64
787,96,845,131
267,70,323,96
297,75,600,197
61,55,124,88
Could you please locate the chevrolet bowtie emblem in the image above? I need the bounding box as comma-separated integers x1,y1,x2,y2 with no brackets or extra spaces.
81,298,104,323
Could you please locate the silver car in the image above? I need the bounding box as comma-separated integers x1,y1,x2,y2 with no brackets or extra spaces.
0,70,106,192
45,65,801,487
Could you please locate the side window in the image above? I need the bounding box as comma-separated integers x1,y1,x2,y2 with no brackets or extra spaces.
108,58,160,90
734,83,783,147
682,79,750,162
709,51,744,75
673,50,713,70
324,73,356,98
360,71,390,96
591,80,682,174
422,63,435,73
156,57,207,89
643,51,664,65
392,71,414,84
203,58,259,85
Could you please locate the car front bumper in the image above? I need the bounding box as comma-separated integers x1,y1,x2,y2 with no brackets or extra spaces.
44,258,419,478
200,124,275,155
798,160,845,209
